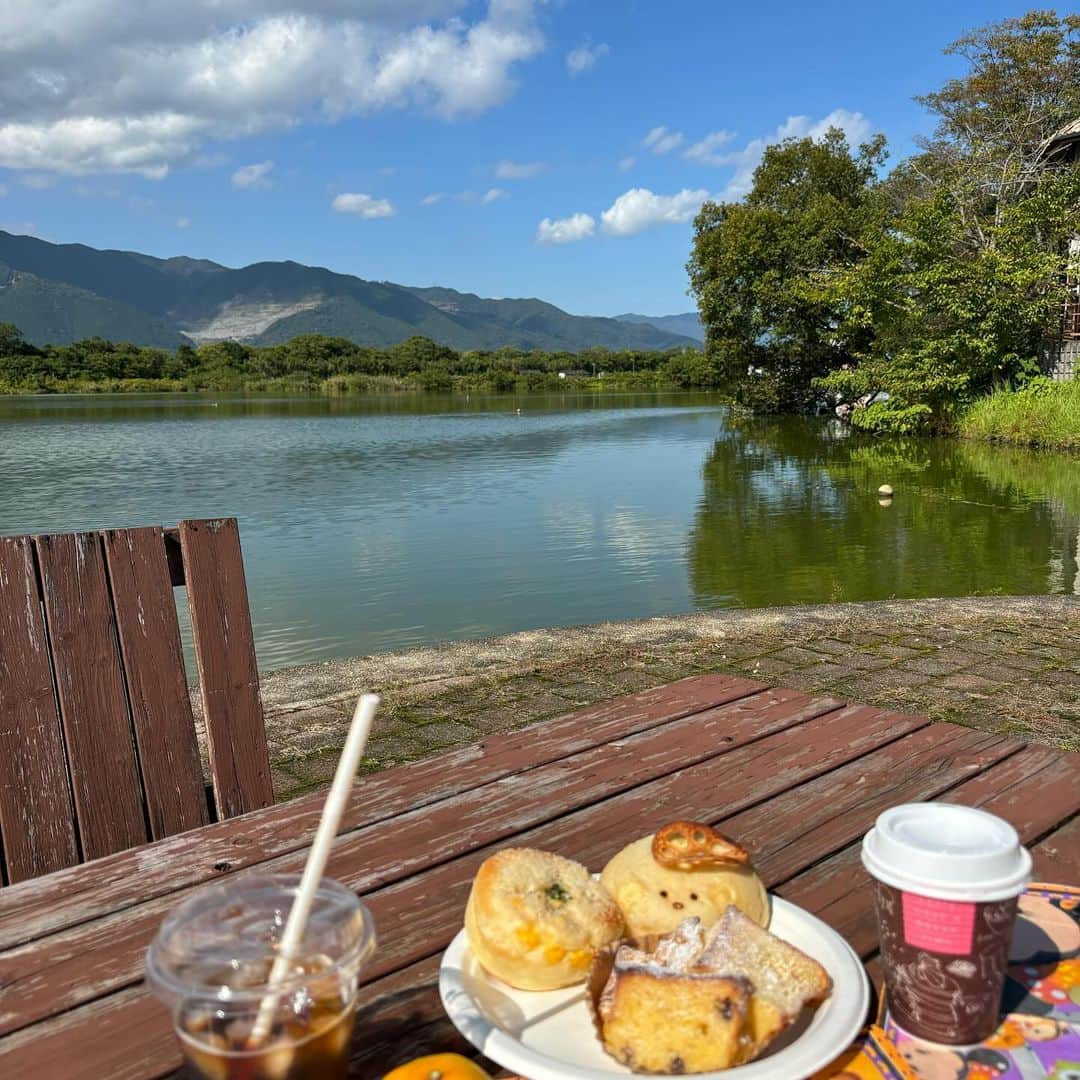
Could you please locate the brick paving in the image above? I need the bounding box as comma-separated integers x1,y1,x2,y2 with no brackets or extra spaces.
249,596,1080,802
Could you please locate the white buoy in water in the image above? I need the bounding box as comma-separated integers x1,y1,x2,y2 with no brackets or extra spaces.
878,484,894,497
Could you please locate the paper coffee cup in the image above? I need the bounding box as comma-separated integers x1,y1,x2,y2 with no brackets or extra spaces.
861,803,1032,1045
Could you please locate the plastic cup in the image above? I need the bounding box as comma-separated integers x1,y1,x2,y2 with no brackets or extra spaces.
146,874,376,1080
861,803,1031,1046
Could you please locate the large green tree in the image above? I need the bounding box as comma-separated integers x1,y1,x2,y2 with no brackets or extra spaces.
690,10,1080,432
688,129,886,412
817,11,1080,432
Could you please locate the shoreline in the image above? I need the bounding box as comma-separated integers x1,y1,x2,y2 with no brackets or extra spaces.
5,385,1076,452
244,595,1080,802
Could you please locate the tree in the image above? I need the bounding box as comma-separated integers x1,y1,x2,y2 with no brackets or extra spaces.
0,323,34,357
916,11,1079,214
816,12,1080,432
817,167,1080,432
688,129,887,412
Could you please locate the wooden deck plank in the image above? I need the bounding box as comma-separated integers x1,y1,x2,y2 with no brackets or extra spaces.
0,689,852,1036
0,674,767,948
103,527,209,839
723,724,1024,885
33,532,148,861
0,537,80,884
1031,814,1080,882
179,518,274,817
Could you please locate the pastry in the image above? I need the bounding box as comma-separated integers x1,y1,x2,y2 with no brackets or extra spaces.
465,848,624,990
588,911,832,1073
592,938,751,1074
600,824,768,938
698,905,833,1060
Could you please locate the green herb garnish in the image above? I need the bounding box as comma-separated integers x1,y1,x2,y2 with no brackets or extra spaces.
545,882,570,903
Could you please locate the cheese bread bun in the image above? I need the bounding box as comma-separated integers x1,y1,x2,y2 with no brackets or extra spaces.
465,848,624,990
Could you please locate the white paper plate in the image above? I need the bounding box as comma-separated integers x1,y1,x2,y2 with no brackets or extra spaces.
439,896,869,1079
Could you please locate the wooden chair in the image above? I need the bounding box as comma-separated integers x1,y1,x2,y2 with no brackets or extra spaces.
0,518,274,885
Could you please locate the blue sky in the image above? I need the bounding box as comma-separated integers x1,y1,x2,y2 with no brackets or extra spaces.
0,0,1045,316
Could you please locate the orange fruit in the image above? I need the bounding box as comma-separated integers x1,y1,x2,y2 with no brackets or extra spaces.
383,1053,492,1080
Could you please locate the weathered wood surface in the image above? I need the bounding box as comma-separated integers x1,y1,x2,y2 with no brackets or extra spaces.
34,532,149,861
0,537,80,884
0,674,1075,1079
0,674,766,947
0,518,272,888
0,686,845,1034
104,527,209,839
180,518,273,818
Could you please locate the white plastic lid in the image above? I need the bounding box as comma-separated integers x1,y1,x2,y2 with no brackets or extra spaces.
861,803,1032,902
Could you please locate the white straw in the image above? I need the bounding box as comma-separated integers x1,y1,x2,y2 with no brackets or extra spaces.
248,692,379,1047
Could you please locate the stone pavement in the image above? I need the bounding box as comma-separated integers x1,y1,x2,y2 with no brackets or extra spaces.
250,596,1079,802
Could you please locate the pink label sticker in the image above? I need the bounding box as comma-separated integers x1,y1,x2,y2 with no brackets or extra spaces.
902,892,976,955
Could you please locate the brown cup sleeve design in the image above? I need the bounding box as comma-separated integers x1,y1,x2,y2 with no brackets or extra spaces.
874,882,1018,1045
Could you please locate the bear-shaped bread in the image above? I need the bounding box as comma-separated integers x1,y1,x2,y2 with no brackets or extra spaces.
600,827,767,938
465,848,625,990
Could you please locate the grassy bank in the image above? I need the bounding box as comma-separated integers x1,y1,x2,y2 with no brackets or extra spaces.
959,378,1080,452
0,369,696,396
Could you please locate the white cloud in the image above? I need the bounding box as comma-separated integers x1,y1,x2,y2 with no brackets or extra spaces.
421,191,445,205
482,186,508,204
378,165,397,176
618,155,635,171
643,126,684,155
717,108,871,199
536,212,595,244
0,1,544,176
600,187,709,236
683,130,737,166
1,220,38,236
175,215,190,228
495,158,544,180
566,42,609,75
332,191,396,218
231,160,274,190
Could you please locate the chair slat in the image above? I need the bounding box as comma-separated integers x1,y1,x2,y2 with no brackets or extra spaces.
0,538,80,883
103,528,209,839
179,519,273,817
34,533,149,860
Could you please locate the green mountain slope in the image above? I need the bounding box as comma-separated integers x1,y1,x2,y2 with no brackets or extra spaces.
0,263,186,348
0,230,695,352
406,286,697,350
614,312,704,342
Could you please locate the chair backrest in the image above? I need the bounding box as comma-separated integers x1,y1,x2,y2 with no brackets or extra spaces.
0,518,274,885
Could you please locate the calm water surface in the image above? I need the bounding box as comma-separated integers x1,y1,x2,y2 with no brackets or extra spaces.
1,392,1077,671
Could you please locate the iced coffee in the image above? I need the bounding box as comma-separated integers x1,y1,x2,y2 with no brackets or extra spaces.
146,874,375,1080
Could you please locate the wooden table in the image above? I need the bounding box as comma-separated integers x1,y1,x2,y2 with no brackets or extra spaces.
1,674,1078,1078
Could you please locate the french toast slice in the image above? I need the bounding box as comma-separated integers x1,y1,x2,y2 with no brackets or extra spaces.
697,905,833,1062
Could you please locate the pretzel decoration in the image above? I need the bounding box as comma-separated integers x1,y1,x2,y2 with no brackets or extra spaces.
651,821,750,872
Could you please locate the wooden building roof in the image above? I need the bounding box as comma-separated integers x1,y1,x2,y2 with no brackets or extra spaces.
1041,118,1080,163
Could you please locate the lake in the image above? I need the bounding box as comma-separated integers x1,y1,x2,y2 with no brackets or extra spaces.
1,392,1077,672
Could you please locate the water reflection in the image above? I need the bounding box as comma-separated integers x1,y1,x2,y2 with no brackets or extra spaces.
0,394,1075,670
689,417,1080,606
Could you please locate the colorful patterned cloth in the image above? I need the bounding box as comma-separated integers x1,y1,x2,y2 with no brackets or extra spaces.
817,884,1080,1079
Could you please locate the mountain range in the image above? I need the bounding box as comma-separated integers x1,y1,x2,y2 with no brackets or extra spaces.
0,230,701,353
